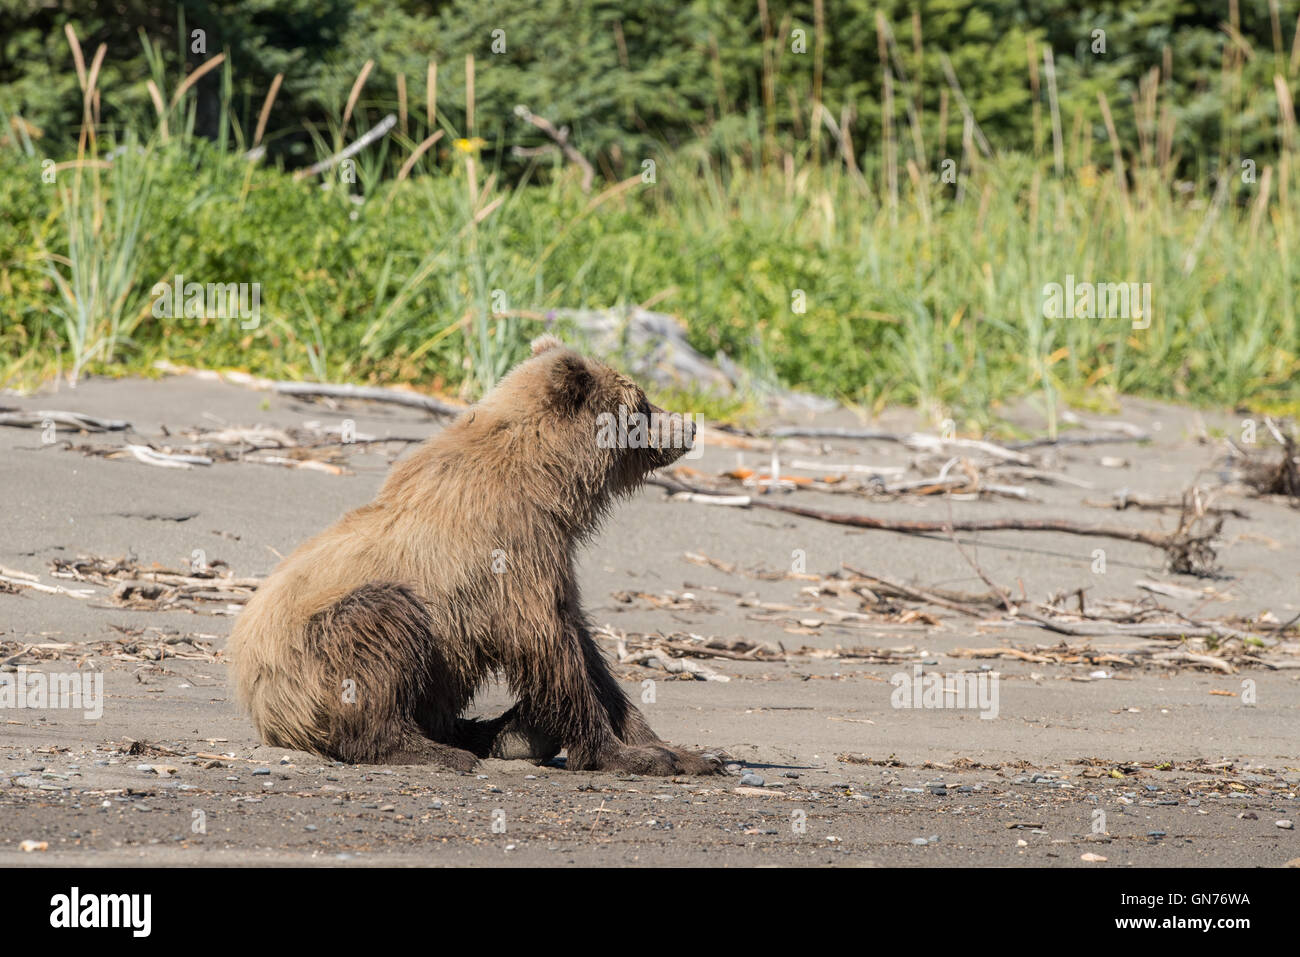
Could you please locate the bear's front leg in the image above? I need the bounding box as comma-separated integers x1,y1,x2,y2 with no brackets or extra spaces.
517,621,723,775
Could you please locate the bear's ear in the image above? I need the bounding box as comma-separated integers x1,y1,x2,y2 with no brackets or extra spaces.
530,334,564,357
548,353,596,414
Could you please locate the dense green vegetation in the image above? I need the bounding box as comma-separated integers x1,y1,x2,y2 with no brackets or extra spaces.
2,1,1299,426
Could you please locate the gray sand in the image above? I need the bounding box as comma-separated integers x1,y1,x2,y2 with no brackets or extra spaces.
1,375,1297,866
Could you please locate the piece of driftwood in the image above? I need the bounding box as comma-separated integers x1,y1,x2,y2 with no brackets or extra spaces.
648,476,1222,575
787,459,907,477
950,643,1235,673
1149,650,1236,674
1085,490,1249,519
1058,410,1150,437
1016,611,1254,643
685,458,1032,501
513,105,594,192
839,564,992,617
1007,432,1151,450
761,427,1034,464
294,113,397,180
0,565,95,599
271,380,463,417
612,642,730,681
0,409,129,432
1229,421,1299,498
125,444,213,469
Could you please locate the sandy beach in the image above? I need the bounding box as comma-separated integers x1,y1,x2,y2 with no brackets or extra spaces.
1,374,1297,866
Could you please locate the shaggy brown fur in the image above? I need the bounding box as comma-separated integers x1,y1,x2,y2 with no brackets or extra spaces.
229,336,721,774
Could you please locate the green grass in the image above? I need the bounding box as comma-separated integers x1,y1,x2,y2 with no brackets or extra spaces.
2,36,1298,430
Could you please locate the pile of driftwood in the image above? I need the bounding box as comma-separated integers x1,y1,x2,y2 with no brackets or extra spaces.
648,412,1245,576
0,555,262,614
594,624,925,681
0,626,219,669
1,396,434,475
62,421,430,474
1222,419,1300,501
600,551,1298,677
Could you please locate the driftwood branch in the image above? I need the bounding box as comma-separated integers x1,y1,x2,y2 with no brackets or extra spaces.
757,424,1148,453
0,410,129,432
513,105,594,192
840,564,993,617
294,113,397,180
271,381,462,417
1007,432,1151,450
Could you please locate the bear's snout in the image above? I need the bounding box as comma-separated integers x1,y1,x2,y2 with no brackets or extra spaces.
645,404,694,465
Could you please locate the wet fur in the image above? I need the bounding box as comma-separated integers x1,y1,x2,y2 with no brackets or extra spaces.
229,337,720,774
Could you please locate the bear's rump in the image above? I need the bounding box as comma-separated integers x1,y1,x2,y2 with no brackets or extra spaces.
253,581,478,761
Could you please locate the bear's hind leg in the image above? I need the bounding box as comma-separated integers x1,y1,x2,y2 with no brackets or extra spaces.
305,581,477,770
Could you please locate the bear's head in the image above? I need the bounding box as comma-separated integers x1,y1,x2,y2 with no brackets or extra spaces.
481,335,696,506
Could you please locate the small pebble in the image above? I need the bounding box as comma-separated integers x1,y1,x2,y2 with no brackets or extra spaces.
252,768,271,776
1277,820,1294,830
739,773,764,787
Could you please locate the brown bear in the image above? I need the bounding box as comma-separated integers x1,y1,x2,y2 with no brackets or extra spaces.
229,336,722,775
